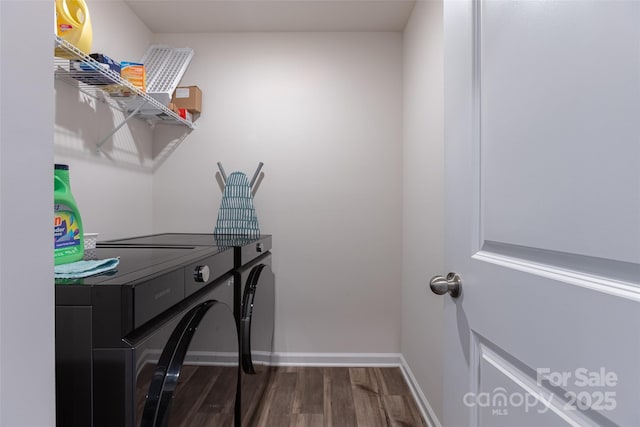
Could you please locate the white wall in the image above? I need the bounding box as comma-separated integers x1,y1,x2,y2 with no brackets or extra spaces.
402,0,444,423
0,1,55,425
151,32,404,353
54,1,155,240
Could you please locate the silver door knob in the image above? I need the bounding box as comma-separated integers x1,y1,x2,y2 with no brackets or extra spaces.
430,273,462,298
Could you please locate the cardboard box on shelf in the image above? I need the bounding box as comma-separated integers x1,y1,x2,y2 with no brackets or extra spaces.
167,103,180,115
171,86,202,114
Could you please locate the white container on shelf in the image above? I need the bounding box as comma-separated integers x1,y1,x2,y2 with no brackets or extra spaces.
83,232,98,260
142,45,194,106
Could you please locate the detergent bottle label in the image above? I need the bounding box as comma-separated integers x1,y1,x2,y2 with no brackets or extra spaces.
54,205,81,251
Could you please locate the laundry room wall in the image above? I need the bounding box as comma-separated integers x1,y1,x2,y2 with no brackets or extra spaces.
402,0,445,423
150,32,404,354
54,2,155,240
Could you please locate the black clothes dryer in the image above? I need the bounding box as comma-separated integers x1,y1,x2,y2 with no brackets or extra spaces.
236,252,275,427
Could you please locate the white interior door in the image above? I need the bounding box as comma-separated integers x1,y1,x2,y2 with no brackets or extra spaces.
442,1,640,426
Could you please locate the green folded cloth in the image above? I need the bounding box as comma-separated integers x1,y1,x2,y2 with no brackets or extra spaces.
54,258,120,279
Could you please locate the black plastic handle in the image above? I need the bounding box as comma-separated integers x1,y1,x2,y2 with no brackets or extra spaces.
241,264,268,374
141,300,218,427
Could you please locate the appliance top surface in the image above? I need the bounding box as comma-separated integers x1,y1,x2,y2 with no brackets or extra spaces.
103,233,271,248
55,234,271,287
55,244,226,287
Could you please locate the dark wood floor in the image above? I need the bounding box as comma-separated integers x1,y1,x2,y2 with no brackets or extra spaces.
252,366,427,427
141,365,427,426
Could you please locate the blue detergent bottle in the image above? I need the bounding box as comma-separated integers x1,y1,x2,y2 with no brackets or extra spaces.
54,164,84,265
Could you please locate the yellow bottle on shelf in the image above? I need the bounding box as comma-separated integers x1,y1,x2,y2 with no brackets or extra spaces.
55,0,93,58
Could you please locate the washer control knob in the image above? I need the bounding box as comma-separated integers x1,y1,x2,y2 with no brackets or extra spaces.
194,265,210,283
256,243,263,253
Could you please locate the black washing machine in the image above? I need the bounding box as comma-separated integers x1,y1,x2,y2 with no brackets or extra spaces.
56,234,274,427
55,243,238,427
100,234,275,427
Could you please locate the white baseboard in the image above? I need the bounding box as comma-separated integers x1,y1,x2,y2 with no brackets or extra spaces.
271,352,403,367
399,354,442,427
172,351,402,367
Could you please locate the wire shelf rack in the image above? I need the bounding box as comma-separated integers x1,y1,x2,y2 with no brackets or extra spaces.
53,36,195,143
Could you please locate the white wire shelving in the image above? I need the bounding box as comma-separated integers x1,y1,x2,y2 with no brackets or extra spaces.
54,36,195,151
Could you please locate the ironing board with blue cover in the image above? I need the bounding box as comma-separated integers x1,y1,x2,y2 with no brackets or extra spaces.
214,171,260,237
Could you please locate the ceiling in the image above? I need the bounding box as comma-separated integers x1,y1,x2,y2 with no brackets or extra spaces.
124,0,416,33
